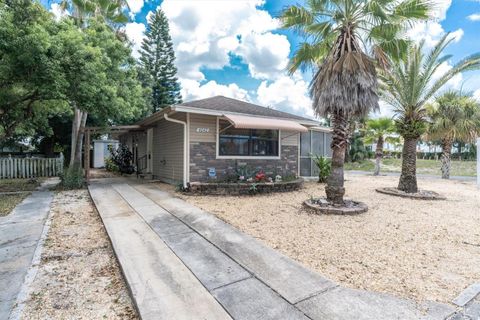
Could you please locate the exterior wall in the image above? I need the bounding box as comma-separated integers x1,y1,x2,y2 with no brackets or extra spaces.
189,114,299,182
152,114,185,184
136,133,147,159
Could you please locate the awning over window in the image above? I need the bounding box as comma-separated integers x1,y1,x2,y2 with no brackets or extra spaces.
223,114,308,132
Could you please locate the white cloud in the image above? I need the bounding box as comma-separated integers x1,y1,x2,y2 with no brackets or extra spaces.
124,22,145,59
256,74,314,118
160,0,289,82
431,0,452,20
126,0,144,17
50,3,68,21
467,13,480,21
180,79,249,102
474,89,480,102
431,61,463,90
407,0,464,48
238,33,290,80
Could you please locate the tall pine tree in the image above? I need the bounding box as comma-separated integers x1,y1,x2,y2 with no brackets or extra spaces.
139,8,182,112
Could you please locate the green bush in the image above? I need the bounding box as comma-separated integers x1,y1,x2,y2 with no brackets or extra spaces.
311,154,331,183
59,166,85,189
105,158,119,172
109,145,135,174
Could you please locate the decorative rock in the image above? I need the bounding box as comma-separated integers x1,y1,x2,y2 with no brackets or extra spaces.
303,198,368,215
188,178,304,196
376,187,446,200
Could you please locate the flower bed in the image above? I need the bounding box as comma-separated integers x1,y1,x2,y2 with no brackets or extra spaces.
188,178,304,195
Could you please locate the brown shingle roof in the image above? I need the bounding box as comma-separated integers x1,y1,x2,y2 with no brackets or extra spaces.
177,96,316,122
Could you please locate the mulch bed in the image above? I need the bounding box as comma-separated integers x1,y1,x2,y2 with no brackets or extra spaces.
376,187,446,200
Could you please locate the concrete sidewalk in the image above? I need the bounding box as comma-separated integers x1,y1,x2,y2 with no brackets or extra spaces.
0,191,54,320
89,180,458,320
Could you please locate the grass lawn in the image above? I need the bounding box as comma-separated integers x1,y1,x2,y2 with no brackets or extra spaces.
0,193,30,216
0,178,44,192
344,158,477,177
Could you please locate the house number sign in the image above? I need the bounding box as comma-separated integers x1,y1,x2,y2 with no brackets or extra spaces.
196,128,210,133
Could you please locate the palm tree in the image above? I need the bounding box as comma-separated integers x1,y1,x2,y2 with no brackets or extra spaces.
362,117,397,175
380,34,480,192
426,91,480,179
280,0,431,205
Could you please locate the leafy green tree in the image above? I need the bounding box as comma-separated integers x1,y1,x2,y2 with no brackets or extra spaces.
280,0,431,205
426,91,480,179
362,117,397,175
0,0,68,141
58,18,147,166
380,35,480,192
139,8,182,113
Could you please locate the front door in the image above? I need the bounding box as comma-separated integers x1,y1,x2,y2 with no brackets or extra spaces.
147,128,153,173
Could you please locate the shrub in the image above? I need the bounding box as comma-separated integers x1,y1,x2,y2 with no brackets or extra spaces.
109,144,135,174
105,158,119,172
311,154,331,183
59,165,85,189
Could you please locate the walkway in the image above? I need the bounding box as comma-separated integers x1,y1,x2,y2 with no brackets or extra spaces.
89,179,460,320
0,188,54,320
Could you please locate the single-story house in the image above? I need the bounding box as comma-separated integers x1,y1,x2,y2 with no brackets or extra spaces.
119,96,332,186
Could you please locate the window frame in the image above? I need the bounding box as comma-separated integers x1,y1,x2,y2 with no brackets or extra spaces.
215,117,281,160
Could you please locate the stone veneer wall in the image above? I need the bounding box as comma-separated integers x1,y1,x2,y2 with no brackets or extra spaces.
189,142,298,182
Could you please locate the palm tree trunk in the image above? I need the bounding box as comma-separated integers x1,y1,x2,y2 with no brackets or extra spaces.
398,137,418,193
373,136,384,176
325,113,349,205
441,138,453,179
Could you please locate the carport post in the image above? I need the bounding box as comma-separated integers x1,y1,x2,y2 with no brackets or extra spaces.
84,129,91,183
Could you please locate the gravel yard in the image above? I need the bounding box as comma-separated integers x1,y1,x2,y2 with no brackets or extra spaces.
177,175,480,304
21,190,137,319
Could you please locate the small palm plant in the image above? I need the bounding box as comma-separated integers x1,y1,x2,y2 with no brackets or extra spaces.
380,34,480,192
426,91,480,179
362,117,397,175
281,0,431,205
311,154,331,183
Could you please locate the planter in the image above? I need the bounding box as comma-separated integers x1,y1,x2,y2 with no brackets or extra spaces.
303,198,368,215
376,187,446,200
188,178,304,195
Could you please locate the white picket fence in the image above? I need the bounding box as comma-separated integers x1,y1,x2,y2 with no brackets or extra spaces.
0,154,64,179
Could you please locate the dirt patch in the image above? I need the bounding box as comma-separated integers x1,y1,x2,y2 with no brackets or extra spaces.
178,175,480,304
0,178,43,192
20,190,137,319
0,193,30,216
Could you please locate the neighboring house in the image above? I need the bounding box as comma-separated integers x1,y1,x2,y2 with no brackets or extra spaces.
119,96,332,185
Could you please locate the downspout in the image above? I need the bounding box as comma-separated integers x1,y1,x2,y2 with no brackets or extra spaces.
164,113,188,188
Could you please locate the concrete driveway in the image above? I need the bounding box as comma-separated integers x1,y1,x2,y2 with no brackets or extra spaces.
89,178,460,320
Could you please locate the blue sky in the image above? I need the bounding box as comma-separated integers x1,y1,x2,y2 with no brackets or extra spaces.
47,0,480,119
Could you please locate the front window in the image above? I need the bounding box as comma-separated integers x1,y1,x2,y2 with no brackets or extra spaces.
218,120,279,157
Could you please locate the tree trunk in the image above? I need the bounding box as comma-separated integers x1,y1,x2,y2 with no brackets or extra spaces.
441,138,453,179
73,111,88,168
373,136,384,176
398,137,418,193
70,107,81,166
325,113,349,205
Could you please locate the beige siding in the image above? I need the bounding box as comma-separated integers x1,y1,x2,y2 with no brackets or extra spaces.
152,118,184,184
189,114,217,143
281,131,299,147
